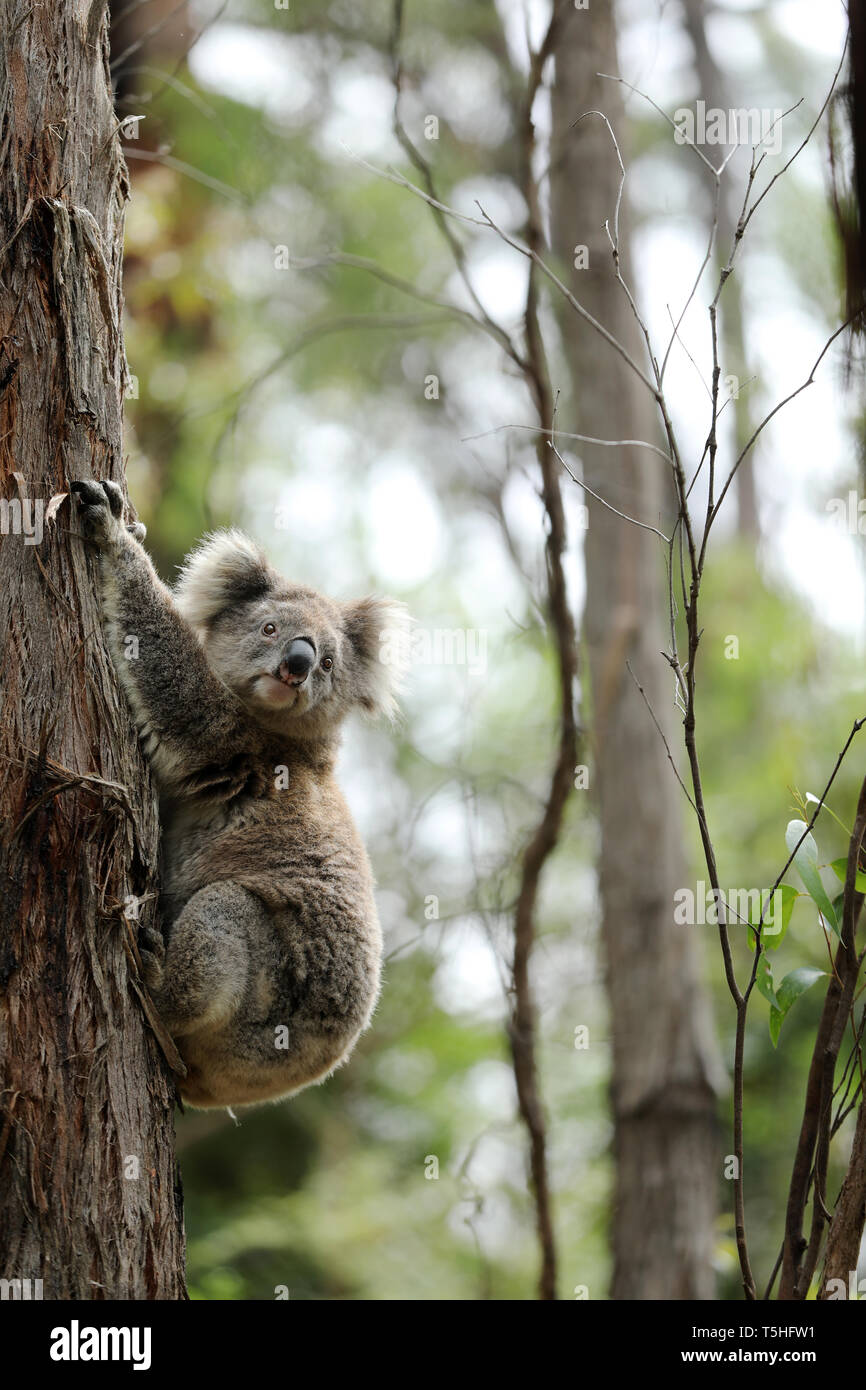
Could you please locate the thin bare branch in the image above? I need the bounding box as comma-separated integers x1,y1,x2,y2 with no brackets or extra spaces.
550,440,670,542
461,421,673,465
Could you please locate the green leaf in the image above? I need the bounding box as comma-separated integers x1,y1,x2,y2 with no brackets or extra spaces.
828,858,866,894
755,952,779,1010
769,967,826,1047
785,820,840,936
748,883,798,951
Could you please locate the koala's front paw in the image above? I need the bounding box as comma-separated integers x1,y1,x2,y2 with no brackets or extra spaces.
71,479,145,550
138,921,166,992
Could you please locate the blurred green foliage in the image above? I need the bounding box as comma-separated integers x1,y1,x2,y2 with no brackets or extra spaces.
117,0,859,1299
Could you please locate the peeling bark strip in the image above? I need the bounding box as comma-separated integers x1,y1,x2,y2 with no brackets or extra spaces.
0,0,185,1298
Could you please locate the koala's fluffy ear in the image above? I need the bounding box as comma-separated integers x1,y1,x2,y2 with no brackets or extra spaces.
174,530,275,632
343,595,411,720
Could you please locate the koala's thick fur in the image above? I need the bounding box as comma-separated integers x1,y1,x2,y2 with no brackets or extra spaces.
72,479,406,1110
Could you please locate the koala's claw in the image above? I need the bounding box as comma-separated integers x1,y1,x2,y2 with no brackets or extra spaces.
139,922,166,964
139,954,163,993
71,479,144,548
138,923,166,991
71,477,122,513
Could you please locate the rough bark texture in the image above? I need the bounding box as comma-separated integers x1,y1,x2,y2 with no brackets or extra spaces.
819,1093,866,1296
816,0,866,1303
550,4,725,1299
0,0,185,1299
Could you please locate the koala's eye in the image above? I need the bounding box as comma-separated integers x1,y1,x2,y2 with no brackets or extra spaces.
321,657,333,671
261,622,277,637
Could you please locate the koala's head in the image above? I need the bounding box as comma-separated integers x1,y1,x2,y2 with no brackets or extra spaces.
173,530,409,738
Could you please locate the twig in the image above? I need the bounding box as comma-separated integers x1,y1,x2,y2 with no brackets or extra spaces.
121,147,245,204
503,0,574,1303
460,421,673,466
550,440,670,542
626,662,699,815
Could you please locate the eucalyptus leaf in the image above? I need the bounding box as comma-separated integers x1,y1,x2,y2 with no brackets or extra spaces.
769,967,826,1047
748,884,797,951
828,858,866,894
755,952,779,1010
784,820,839,936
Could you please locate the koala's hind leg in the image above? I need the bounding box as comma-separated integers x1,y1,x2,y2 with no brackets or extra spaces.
143,881,264,1038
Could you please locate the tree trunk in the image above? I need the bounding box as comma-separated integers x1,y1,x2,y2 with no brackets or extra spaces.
0,0,185,1299
550,2,725,1299
108,0,191,108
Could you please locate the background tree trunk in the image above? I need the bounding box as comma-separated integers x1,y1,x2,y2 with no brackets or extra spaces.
550,2,725,1299
0,0,185,1299
108,0,190,108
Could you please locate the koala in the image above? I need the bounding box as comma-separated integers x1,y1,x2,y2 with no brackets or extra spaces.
71,479,406,1110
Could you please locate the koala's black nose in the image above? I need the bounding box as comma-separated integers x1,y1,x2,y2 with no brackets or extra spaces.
285,637,316,680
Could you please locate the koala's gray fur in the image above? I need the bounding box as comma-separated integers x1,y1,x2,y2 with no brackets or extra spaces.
71,480,406,1110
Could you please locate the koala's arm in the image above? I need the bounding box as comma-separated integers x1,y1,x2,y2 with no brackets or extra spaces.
72,480,254,793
